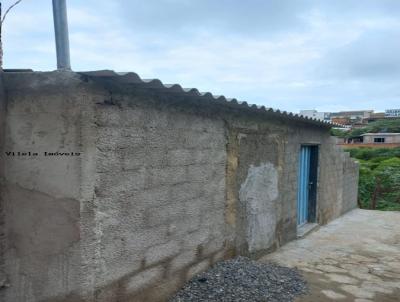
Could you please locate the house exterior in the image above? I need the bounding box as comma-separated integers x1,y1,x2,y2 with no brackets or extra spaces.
385,109,400,117
331,117,351,126
298,110,387,127
339,133,400,148
329,110,374,122
364,113,396,124
361,133,400,144
0,71,359,302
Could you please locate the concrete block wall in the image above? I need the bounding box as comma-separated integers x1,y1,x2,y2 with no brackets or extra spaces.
341,152,360,214
317,140,359,222
0,74,6,293
91,95,230,301
0,71,359,302
225,117,359,257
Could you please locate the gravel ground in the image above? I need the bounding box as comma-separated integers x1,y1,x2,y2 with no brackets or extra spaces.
170,256,308,302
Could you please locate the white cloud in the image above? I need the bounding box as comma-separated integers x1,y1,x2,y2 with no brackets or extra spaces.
2,0,399,112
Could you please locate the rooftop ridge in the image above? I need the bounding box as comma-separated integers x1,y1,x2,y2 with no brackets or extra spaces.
78,70,342,128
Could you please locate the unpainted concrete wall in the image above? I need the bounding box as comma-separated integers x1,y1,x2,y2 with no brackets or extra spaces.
0,72,359,302
0,73,6,293
91,88,229,302
224,115,359,258
0,72,97,302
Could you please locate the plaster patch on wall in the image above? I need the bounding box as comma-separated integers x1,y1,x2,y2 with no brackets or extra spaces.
239,162,279,253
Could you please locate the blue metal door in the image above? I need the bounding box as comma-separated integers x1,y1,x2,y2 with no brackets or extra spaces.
297,146,311,226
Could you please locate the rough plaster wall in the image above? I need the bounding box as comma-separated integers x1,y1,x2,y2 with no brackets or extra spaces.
1,72,95,302
90,91,228,301
317,137,359,223
283,125,359,226
239,162,278,253
224,120,287,256
227,116,359,256
341,153,359,214
318,140,341,221
0,72,359,302
0,74,6,295
283,126,359,226
282,123,330,229
226,117,312,255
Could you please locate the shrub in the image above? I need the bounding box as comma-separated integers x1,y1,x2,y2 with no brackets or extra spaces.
354,152,400,211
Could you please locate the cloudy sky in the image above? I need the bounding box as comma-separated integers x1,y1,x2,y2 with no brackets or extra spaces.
3,0,400,113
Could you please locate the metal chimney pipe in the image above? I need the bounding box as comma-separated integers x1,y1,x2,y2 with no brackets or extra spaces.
52,0,71,70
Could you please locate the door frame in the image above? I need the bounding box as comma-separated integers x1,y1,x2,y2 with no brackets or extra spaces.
297,144,319,227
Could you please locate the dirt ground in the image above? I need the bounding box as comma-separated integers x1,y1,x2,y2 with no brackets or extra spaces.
260,209,400,302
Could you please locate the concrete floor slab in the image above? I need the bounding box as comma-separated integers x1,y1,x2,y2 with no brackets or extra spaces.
260,209,400,302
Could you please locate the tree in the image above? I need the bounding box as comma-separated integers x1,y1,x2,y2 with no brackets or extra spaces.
0,0,24,69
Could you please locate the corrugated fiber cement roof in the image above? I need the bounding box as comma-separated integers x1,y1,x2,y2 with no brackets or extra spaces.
79,70,339,128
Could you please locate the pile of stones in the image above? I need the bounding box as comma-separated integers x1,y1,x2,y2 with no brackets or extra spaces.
170,256,308,302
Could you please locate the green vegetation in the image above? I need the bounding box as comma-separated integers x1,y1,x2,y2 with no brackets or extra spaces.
347,148,400,211
330,128,349,138
332,119,400,210
331,119,400,138
348,148,400,161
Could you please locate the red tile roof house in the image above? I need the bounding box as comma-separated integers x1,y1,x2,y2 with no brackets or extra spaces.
0,70,358,302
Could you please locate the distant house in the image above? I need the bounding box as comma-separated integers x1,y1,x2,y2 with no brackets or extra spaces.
361,133,400,144
299,110,379,127
330,110,374,121
385,109,400,117
341,133,400,148
331,117,351,125
364,114,400,124
300,109,399,128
